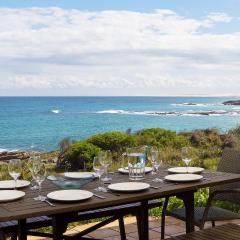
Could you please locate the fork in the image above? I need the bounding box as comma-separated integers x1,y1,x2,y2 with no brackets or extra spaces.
106,189,121,196
40,196,55,207
93,193,106,199
150,185,160,189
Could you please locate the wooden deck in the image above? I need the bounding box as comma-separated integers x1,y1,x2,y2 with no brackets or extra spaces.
29,216,240,240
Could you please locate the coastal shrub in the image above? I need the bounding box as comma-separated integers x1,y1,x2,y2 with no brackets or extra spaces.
57,141,100,170
190,129,223,148
58,137,72,153
135,128,189,149
222,133,239,148
228,125,240,137
87,131,136,155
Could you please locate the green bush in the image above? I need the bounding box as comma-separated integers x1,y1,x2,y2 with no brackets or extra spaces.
87,131,136,154
135,128,189,149
58,141,101,170
190,129,223,148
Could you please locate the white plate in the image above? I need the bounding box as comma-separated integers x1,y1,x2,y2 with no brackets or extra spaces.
108,182,150,192
118,167,152,174
0,190,25,202
0,180,30,189
47,190,93,202
164,174,203,182
64,172,95,179
168,167,204,174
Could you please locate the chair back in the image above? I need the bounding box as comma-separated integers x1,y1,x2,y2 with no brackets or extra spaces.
210,148,240,204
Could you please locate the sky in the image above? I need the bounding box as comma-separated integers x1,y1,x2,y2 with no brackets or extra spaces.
0,0,239,96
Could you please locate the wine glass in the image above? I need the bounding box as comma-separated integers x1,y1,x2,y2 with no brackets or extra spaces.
8,159,22,189
148,147,163,183
32,162,46,201
99,151,112,182
27,156,40,190
93,156,107,192
182,147,192,173
149,147,160,175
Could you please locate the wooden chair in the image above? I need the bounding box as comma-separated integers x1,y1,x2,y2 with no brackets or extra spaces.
168,223,240,240
161,148,240,239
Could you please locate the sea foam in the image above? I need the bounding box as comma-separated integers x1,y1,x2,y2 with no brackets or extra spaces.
96,109,240,117
51,109,61,114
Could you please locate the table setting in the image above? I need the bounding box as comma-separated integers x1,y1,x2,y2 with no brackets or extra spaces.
0,146,209,206
0,147,152,205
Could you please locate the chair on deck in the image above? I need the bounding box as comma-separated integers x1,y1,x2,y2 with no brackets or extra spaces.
0,199,162,240
161,148,240,239
168,223,240,240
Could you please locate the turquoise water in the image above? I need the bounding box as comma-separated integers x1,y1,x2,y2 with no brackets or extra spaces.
1,97,240,152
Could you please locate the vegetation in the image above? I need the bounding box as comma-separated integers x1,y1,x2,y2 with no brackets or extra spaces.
56,127,240,172
57,141,101,170
87,131,136,155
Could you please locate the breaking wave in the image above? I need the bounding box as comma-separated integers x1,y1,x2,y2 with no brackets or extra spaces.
96,109,240,117
0,148,19,153
51,109,61,114
171,102,222,107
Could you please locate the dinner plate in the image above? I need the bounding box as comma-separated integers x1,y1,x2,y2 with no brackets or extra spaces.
108,182,150,192
47,190,93,202
118,167,152,174
64,172,96,179
167,167,204,174
0,190,25,202
164,174,203,182
0,180,30,189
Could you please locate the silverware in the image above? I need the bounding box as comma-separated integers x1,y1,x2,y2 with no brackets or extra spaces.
93,193,106,199
150,185,160,189
152,178,164,183
40,197,55,207
107,190,120,196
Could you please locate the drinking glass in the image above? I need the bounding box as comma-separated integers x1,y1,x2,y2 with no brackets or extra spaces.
182,147,192,173
148,147,163,183
127,146,146,181
32,162,46,201
148,147,161,175
99,151,112,182
8,159,22,189
27,156,40,190
93,156,107,192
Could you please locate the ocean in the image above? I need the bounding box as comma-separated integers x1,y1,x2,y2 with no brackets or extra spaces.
1,96,240,152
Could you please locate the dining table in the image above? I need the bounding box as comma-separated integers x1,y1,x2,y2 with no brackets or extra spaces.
0,168,240,240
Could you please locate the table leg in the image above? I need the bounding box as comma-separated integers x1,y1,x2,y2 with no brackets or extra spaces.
18,219,27,240
177,191,195,233
138,200,149,240
52,215,67,240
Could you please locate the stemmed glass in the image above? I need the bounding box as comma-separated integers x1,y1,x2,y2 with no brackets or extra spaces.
149,147,161,174
27,156,40,190
93,156,107,192
148,147,163,183
32,162,46,201
99,151,112,182
8,159,22,189
182,147,192,173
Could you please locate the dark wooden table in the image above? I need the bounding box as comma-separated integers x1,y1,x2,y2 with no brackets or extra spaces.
0,169,240,240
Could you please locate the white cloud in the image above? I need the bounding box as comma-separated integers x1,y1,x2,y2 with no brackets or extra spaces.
0,7,239,96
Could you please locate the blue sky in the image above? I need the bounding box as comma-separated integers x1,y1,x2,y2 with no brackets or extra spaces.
0,0,239,18
0,1,239,96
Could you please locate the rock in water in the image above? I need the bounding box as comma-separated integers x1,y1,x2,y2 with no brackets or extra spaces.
223,100,240,105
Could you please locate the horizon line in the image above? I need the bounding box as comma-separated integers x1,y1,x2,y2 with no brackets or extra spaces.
0,95,239,98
